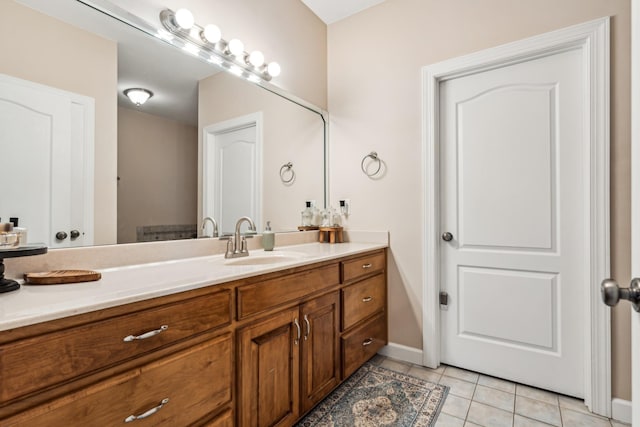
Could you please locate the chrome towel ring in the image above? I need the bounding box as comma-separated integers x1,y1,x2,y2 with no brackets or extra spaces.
361,151,382,177
280,162,295,184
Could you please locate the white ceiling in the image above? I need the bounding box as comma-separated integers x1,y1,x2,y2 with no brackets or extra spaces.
301,0,386,24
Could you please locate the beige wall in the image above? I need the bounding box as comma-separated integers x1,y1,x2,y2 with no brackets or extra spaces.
117,107,198,243
1,0,118,245
199,72,324,232
328,0,631,399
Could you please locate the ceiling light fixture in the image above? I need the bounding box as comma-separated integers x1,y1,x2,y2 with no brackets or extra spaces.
124,88,153,106
159,8,281,82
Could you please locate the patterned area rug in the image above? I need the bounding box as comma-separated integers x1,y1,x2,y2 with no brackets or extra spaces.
295,362,449,427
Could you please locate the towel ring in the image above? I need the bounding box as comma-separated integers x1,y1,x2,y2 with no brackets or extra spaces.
280,162,295,184
361,152,382,177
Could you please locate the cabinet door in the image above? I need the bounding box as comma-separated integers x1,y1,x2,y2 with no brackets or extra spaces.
238,307,300,427
300,292,341,413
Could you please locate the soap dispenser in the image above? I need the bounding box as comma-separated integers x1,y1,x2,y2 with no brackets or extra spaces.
263,221,275,251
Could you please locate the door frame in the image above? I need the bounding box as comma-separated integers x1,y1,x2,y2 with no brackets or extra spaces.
631,0,639,424
421,18,611,415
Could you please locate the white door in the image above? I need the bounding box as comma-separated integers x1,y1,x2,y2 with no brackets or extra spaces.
0,74,94,248
202,113,262,235
439,48,586,396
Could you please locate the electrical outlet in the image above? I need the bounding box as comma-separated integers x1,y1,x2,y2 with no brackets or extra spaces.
339,199,350,215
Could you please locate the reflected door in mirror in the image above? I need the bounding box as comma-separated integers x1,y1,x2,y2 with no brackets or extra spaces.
0,74,94,247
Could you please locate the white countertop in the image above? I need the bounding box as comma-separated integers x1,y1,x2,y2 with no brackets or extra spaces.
0,242,386,332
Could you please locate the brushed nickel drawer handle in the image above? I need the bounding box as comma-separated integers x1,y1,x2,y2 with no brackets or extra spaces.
362,296,373,303
362,263,373,269
303,314,311,341
123,325,169,342
124,398,169,422
294,318,301,345
362,338,374,346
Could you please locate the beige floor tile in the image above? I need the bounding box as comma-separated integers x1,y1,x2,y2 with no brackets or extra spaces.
444,366,481,383
466,401,514,427
473,384,515,412
515,396,561,427
513,414,557,426
408,365,443,383
515,384,559,406
464,422,483,427
439,375,477,400
558,395,590,414
435,412,466,427
478,374,516,393
610,421,631,427
441,394,472,419
379,357,411,374
560,407,613,427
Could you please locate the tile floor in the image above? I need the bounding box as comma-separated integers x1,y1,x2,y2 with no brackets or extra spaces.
371,355,630,427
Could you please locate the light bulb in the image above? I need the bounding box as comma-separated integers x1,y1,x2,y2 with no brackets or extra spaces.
202,24,221,43
174,9,194,30
248,51,265,67
228,38,244,57
267,62,281,77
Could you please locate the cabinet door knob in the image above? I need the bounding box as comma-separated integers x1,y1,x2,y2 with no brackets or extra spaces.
70,229,81,239
362,338,374,346
55,231,68,241
362,296,373,303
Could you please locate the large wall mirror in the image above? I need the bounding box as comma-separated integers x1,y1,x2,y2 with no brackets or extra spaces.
1,0,326,248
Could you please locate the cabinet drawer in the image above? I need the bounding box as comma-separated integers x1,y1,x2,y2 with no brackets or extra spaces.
0,289,231,403
342,311,387,378
341,251,385,283
237,264,339,319
342,274,386,330
4,333,233,427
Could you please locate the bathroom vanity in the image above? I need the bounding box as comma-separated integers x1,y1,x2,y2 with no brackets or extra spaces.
0,243,387,426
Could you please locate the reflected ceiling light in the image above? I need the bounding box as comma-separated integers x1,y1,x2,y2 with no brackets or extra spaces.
267,62,281,77
174,8,194,29
248,51,265,68
124,88,153,106
227,38,244,57
202,24,222,44
159,8,280,82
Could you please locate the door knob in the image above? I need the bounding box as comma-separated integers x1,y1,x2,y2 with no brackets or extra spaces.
70,230,81,239
442,232,453,242
55,231,68,241
601,278,640,312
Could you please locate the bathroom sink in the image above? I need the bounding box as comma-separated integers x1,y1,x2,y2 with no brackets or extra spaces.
224,251,307,266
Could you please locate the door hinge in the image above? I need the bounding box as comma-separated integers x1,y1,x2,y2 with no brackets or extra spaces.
439,291,449,306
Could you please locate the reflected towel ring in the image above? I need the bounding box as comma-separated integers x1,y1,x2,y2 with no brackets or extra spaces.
361,152,382,177
280,162,295,184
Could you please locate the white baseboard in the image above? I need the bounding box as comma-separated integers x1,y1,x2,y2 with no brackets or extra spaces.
378,342,423,365
611,398,632,424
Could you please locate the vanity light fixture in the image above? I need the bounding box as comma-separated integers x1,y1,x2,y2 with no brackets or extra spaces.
124,88,153,106
159,8,281,82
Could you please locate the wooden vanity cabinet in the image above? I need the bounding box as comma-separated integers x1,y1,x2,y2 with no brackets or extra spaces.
0,248,387,427
0,287,234,426
236,264,341,427
340,250,388,378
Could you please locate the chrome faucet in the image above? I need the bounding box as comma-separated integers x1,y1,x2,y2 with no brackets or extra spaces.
225,216,256,258
202,217,218,238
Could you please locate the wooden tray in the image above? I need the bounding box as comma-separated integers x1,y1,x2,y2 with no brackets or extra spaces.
24,270,102,285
